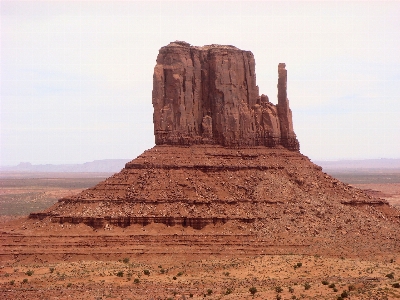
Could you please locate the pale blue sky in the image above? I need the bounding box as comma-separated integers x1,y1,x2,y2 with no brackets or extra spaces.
1,0,399,165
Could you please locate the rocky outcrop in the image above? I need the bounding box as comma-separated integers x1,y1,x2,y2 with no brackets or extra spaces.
152,41,299,150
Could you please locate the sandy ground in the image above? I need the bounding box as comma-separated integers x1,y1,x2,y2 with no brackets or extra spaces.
1,252,400,299
1,177,400,299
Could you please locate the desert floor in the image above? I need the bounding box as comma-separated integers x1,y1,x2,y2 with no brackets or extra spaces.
1,171,399,299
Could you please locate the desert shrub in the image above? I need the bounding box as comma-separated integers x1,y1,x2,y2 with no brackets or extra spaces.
4,273,9,277
393,283,400,288
160,269,165,274
328,283,336,288
288,286,294,293
23,278,28,283
386,273,395,279
341,290,349,298
116,271,124,277
291,296,297,300
275,286,283,293
9,280,15,285
67,283,72,287
337,297,343,300
223,271,230,276
177,272,183,276
304,282,311,290
143,269,150,276
322,280,329,285
207,289,212,295
122,257,129,264
348,285,355,291
333,288,338,292
249,287,257,295
225,288,232,295
134,278,140,284
173,276,177,280
297,262,302,267
49,267,55,273
25,270,34,276
276,294,282,300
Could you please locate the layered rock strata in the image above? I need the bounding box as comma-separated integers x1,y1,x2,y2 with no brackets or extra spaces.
28,42,399,247
30,145,396,231
153,41,299,150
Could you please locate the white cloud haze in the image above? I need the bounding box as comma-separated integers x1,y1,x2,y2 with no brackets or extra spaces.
1,0,399,165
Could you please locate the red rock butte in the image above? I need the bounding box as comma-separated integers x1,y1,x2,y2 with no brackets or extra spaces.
22,41,399,260
153,41,299,150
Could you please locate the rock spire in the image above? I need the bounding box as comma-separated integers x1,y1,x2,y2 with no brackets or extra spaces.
152,41,299,150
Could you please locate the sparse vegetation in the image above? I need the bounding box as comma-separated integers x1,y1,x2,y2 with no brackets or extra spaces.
225,288,232,295
288,286,294,293
329,283,336,288
9,280,15,285
143,269,150,276
26,270,34,276
386,272,395,279
393,283,400,288
304,282,311,290
134,278,140,284
207,289,212,295
249,287,257,295
22,278,28,283
341,290,349,298
275,286,283,293
116,271,124,277
322,280,329,285
49,267,55,273
122,257,130,264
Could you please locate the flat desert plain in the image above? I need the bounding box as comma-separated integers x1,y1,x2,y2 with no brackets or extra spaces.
1,171,400,299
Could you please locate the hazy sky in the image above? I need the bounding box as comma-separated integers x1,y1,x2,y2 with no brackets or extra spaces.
1,0,399,165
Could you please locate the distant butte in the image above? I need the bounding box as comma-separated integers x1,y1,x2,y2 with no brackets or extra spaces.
23,42,400,260
153,41,299,150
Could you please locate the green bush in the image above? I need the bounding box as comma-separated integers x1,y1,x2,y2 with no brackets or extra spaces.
25,270,34,276
304,282,311,290
116,271,124,277
22,278,28,283
49,267,55,273
207,289,212,295
134,278,140,284
386,273,395,279
341,290,349,298
143,269,150,276
177,272,183,276
249,287,257,295
122,257,129,264
9,280,15,285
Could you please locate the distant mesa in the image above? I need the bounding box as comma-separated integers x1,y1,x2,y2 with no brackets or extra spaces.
28,42,399,258
153,41,299,150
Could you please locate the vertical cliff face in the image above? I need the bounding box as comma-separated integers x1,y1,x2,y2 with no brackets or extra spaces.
152,41,299,150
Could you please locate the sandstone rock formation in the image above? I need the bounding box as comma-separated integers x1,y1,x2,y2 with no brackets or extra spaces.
24,42,400,260
153,41,299,150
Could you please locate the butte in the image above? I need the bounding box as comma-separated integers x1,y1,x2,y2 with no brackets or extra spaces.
5,41,400,260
